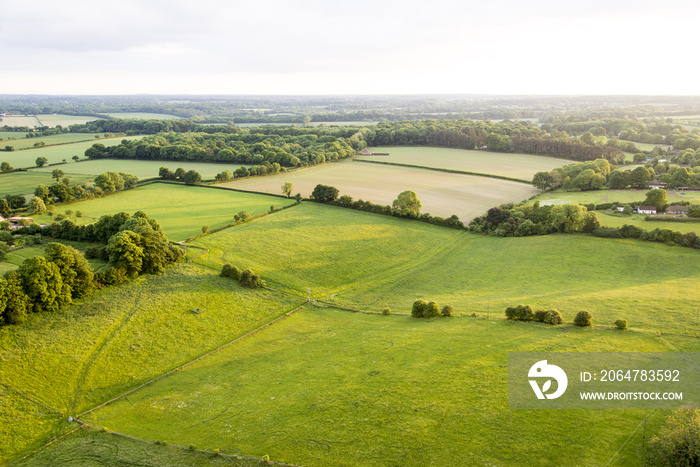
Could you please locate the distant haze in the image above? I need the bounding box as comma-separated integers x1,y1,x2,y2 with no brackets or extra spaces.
1,0,698,95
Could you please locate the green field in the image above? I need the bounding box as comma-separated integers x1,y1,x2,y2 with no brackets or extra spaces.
30,184,294,242
361,146,571,180
14,427,261,466
0,133,99,151
531,189,690,206
83,306,677,466
224,160,538,221
621,140,661,152
596,210,700,234
0,136,142,168
0,131,29,140
35,115,103,128
103,112,183,120
193,202,700,333
32,159,248,180
0,171,92,197
0,240,110,275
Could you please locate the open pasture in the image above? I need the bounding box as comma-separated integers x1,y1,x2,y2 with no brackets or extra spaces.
0,136,142,168
360,146,571,180
224,160,538,221
596,210,700,234
531,189,688,206
0,263,303,418
194,202,700,333
32,159,249,180
102,112,183,120
35,114,103,128
0,133,98,151
30,184,294,242
0,171,92,196
83,306,672,466
0,131,29,140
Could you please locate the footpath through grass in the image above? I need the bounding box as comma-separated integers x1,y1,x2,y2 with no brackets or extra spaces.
0,263,302,420
83,306,676,467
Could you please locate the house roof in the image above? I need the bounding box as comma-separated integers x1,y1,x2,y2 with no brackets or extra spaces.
638,206,657,211
665,206,688,211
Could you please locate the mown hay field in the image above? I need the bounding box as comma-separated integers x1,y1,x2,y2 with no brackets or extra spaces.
223,160,539,221
360,146,571,180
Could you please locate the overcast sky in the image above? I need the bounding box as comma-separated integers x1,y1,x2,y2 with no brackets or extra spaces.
0,0,697,95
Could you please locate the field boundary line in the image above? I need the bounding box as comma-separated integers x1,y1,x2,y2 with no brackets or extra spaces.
604,410,657,467
353,158,532,184
72,422,301,467
77,300,309,418
0,381,62,415
9,426,84,466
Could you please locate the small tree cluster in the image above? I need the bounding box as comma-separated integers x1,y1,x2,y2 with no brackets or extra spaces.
573,311,593,327
505,304,534,321
533,308,563,325
311,184,340,203
221,264,264,288
614,319,628,330
411,300,442,318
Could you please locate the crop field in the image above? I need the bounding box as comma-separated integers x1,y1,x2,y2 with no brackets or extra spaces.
102,112,183,120
0,171,92,197
0,116,41,127
0,136,142,168
82,306,676,466
35,114,103,128
360,146,571,180
0,133,99,150
30,184,294,241
531,189,689,206
596,210,700,234
32,159,248,180
224,160,539,221
194,202,700,333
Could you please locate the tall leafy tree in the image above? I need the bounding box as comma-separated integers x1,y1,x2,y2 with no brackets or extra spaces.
392,191,422,217
44,243,95,299
18,256,71,313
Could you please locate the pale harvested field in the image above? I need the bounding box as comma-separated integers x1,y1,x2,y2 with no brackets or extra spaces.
222,160,538,221
362,146,571,180
0,116,41,127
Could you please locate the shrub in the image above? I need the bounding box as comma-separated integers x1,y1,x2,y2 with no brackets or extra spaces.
238,268,263,288
544,309,563,325
382,307,391,315
221,263,233,277
614,319,628,330
441,305,454,317
648,409,700,467
515,305,534,321
505,306,517,320
412,300,427,318
574,311,593,327
229,265,241,281
423,301,440,318
202,225,209,234
534,310,548,322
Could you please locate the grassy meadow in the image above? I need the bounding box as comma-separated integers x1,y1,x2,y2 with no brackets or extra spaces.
30,184,294,241
596,210,700,234
0,136,142,168
0,131,29,140
102,112,183,120
32,159,249,180
531,189,690,206
83,306,674,467
361,146,571,180
0,133,99,151
224,160,538,221
0,171,92,197
193,202,700,333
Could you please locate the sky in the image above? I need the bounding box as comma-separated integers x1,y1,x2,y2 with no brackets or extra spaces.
0,0,698,96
